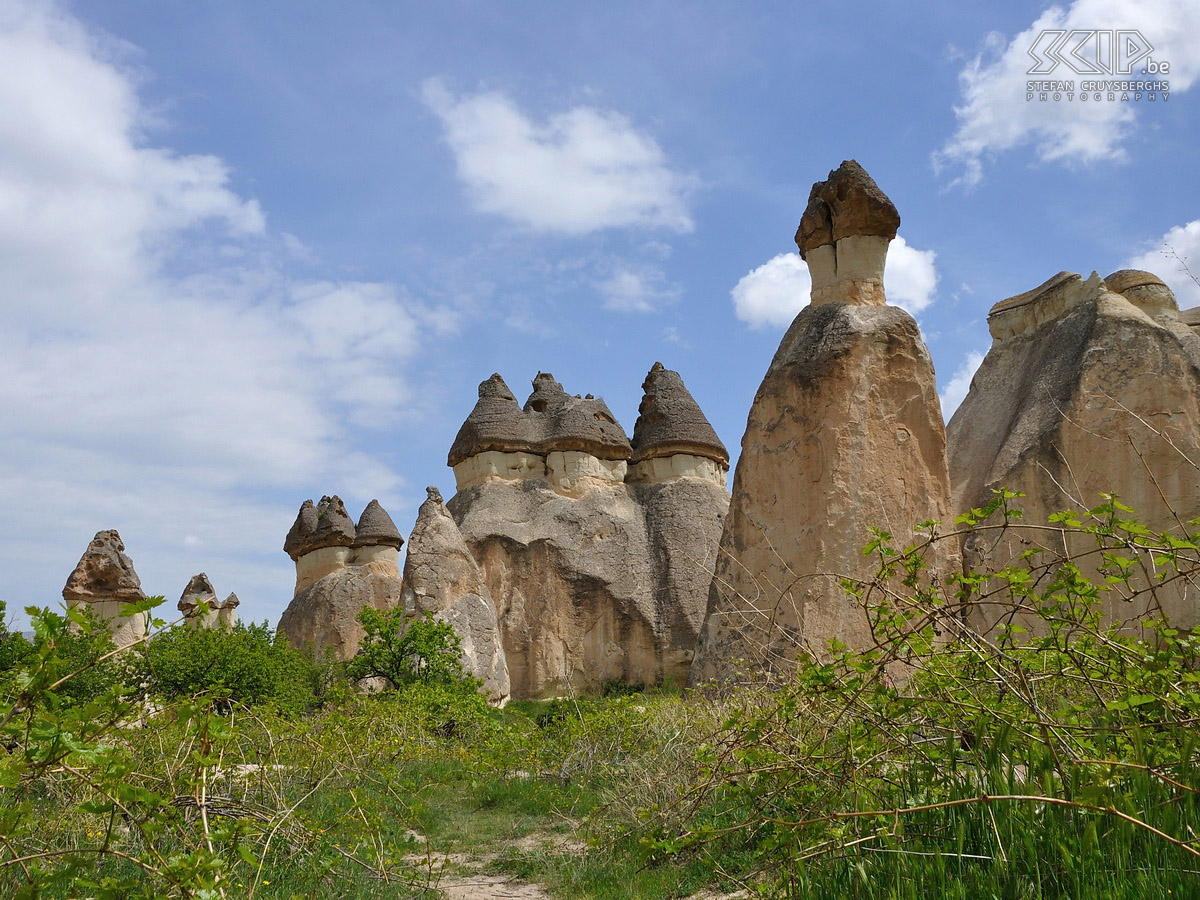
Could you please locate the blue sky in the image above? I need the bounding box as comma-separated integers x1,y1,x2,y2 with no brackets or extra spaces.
1,0,1197,627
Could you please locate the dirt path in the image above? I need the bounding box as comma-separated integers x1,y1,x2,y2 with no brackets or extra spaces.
437,873,554,899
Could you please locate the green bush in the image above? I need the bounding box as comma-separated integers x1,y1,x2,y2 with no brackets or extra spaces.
349,608,478,689
140,620,317,715
0,600,32,681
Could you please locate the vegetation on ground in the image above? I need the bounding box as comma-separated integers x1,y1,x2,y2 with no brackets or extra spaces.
1,491,1199,897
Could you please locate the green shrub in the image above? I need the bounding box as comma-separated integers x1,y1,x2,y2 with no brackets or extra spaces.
140,620,317,715
0,600,32,681
349,608,478,689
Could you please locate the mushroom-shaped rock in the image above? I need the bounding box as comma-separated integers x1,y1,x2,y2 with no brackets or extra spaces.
63,530,145,606
448,374,532,467
62,529,147,648
794,160,900,307
354,500,405,550
216,592,240,611
631,362,728,466
178,572,217,618
1105,269,1179,319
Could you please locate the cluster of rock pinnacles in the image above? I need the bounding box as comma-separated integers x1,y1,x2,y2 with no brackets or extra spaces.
64,160,1200,702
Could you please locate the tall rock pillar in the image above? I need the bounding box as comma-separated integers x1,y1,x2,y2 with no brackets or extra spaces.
689,160,957,685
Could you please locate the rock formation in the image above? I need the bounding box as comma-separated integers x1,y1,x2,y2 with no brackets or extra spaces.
689,160,958,685
276,496,405,660
178,573,239,629
947,268,1200,633
444,365,729,698
62,529,147,648
400,487,510,703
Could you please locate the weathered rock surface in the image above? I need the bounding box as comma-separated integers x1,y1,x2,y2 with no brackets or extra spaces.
178,572,217,624
62,529,147,648
690,163,956,686
276,497,405,660
947,269,1200,633
445,368,729,698
401,487,510,702
630,361,729,476
795,160,900,307
178,573,239,629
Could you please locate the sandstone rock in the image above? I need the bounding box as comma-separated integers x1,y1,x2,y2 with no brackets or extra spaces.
178,574,239,630
401,487,510,702
1181,305,1200,335
444,367,729,698
215,592,240,630
630,362,729,470
178,572,218,626
354,499,405,549
449,476,664,698
795,160,901,307
947,269,1200,634
276,569,402,660
690,163,956,686
276,498,405,660
62,529,147,648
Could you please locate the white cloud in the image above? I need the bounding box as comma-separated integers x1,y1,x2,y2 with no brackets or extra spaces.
731,237,939,328
596,264,680,312
0,2,447,623
886,237,940,314
1126,219,1200,309
421,78,694,234
939,350,985,420
935,0,1200,188
731,252,810,328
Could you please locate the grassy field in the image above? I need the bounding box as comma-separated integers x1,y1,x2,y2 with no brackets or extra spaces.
6,497,1200,897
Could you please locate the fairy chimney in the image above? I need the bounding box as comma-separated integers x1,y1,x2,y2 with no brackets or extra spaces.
276,496,405,660
690,161,957,686
62,529,147,648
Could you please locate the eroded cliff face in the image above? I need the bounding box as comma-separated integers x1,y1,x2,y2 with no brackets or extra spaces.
446,467,729,697
948,270,1200,634
689,161,958,686
442,365,729,698
400,487,510,703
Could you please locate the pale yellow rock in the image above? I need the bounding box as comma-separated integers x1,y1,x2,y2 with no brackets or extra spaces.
545,450,627,495
948,271,1200,635
626,452,728,487
293,545,352,596
452,450,547,491
690,302,958,685
807,234,890,307
1182,306,1200,336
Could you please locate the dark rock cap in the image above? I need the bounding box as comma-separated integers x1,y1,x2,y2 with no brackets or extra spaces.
216,592,240,610
532,373,630,460
63,529,146,605
448,372,631,466
795,160,900,259
631,362,728,465
283,495,356,559
283,499,318,559
447,374,534,466
178,572,217,614
354,499,405,549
